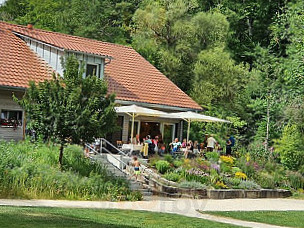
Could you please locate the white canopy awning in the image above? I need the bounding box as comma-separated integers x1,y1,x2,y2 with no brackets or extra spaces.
115,105,230,142
115,104,167,117
115,105,167,140
163,111,230,142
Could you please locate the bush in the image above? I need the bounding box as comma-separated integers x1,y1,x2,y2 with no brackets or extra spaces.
275,124,304,170
164,154,174,164
173,160,183,168
148,155,161,167
178,181,206,189
163,172,182,182
155,160,171,174
205,152,219,163
0,140,141,201
257,172,276,189
223,177,241,189
286,171,304,190
238,180,261,190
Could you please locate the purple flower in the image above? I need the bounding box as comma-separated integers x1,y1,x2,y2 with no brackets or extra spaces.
211,163,220,171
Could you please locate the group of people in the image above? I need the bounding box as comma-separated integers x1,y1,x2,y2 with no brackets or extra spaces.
131,133,235,158
170,134,235,158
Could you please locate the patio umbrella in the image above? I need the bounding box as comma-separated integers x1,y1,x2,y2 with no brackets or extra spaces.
115,105,167,141
167,111,230,142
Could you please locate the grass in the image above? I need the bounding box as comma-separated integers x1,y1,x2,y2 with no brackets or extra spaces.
204,211,304,228
0,140,141,201
0,206,240,228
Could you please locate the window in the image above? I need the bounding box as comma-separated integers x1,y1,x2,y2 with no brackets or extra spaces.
0,110,23,127
86,64,98,77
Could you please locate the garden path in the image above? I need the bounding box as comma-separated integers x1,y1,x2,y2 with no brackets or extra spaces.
0,198,303,228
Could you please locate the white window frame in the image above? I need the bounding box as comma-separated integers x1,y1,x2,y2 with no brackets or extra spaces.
85,62,99,78
161,123,176,142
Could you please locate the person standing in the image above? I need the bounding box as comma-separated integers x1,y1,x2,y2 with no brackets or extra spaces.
152,136,159,154
226,135,235,156
207,134,217,152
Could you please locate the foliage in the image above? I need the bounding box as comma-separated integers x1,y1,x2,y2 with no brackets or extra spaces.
220,156,234,166
205,152,219,163
238,180,261,190
286,171,304,190
148,155,161,167
16,56,117,165
214,181,228,189
178,181,206,189
275,124,304,170
163,172,182,182
173,159,183,168
155,160,171,174
164,154,174,164
0,140,141,201
257,172,276,189
235,172,247,180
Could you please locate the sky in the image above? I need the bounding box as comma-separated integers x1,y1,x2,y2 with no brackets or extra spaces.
0,0,5,5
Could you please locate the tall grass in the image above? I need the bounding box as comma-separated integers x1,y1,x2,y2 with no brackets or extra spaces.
0,140,141,201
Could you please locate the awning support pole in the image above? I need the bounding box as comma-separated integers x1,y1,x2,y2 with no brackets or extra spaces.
187,119,191,142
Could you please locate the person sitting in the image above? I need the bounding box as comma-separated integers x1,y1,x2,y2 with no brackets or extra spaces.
158,140,166,156
193,141,200,155
184,140,193,158
132,134,140,145
181,138,187,148
169,138,181,155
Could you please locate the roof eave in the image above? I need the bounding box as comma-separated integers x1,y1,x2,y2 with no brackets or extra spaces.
115,99,202,112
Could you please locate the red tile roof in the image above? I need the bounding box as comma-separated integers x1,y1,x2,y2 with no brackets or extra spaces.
0,27,52,89
0,21,201,110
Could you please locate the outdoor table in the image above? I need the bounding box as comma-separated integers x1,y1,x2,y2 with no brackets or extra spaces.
122,144,143,153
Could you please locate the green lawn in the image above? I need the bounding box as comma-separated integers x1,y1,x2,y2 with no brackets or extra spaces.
204,211,304,228
0,206,239,228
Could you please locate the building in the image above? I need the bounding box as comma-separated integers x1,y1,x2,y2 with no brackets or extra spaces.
0,21,201,143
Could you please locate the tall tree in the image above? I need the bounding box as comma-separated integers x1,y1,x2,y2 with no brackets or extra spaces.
132,0,229,92
17,57,117,165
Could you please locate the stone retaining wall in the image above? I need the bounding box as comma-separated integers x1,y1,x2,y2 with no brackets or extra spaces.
141,166,292,199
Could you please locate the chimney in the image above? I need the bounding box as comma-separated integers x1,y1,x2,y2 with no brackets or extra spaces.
27,24,33,29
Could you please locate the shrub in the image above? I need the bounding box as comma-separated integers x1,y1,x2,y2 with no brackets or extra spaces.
286,171,304,190
205,152,219,163
178,181,206,189
148,155,161,167
223,177,241,189
155,160,170,174
238,180,261,190
164,154,174,164
275,124,304,170
185,168,210,184
231,167,242,174
163,172,182,182
257,172,276,189
173,159,183,168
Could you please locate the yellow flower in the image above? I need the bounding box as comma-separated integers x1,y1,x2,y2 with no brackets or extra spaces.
220,156,234,165
235,171,247,180
246,153,250,162
215,181,228,189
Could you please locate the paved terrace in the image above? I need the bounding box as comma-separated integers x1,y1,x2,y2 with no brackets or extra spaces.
0,198,303,228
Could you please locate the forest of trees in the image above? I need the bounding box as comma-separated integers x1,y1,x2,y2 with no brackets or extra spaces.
1,0,304,156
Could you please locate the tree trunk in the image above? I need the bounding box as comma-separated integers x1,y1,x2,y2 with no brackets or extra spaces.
59,144,64,166
265,96,270,153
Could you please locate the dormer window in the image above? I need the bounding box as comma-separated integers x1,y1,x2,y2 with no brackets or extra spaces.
86,63,98,77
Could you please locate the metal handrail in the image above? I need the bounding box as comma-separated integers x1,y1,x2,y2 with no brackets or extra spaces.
100,138,126,155
85,142,130,174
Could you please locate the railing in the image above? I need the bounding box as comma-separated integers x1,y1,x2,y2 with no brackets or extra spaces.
100,138,126,155
85,138,152,179
85,140,130,174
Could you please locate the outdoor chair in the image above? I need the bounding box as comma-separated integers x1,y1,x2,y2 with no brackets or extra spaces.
117,141,123,149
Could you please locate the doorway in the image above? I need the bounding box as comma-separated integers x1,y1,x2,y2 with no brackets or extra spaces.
140,122,161,139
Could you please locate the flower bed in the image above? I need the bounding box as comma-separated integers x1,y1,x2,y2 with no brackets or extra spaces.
147,152,303,194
